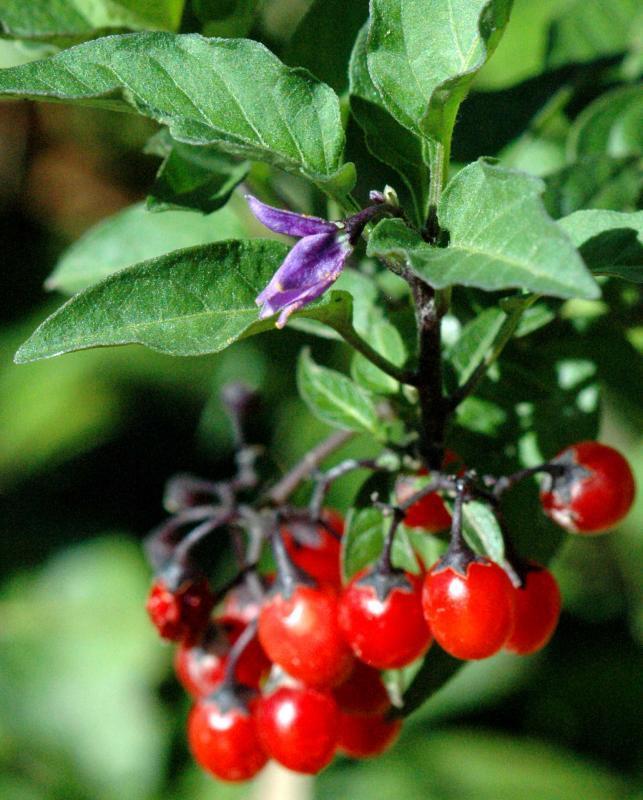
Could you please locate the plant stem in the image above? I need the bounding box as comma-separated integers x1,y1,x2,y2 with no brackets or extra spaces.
266,430,354,505
337,320,417,386
448,295,538,409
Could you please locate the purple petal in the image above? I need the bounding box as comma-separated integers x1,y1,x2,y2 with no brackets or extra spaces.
246,194,338,237
256,232,351,327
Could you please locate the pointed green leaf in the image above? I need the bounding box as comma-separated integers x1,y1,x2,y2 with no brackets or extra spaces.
297,349,384,437
0,0,184,40
567,85,643,161
368,160,600,300
462,500,504,562
15,240,355,363
558,209,643,282
47,201,249,294
367,0,512,144
144,130,249,214
342,507,418,580
447,308,505,385
349,23,427,224
0,33,354,194
351,318,407,395
192,0,258,38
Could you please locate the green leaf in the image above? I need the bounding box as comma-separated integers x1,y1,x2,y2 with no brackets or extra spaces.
0,33,354,195
296,349,384,437
0,0,184,40
144,129,249,214
447,308,505,385
396,648,463,718
15,240,354,363
286,0,368,94
351,318,407,395
368,160,600,300
342,507,418,580
349,24,427,225
191,0,258,38
46,201,249,294
366,0,513,145
567,85,643,161
558,209,643,282
547,0,643,69
542,156,642,219
462,500,505,562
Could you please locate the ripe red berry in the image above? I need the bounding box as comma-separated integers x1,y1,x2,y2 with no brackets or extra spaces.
146,577,214,643
505,564,561,655
396,451,462,532
175,620,270,696
540,441,636,534
422,559,515,660
337,711,402,759
332,660,391,716
258,584,353,687
283,509,344,587
338,570,432,670
256,685,339,774
188,693,267,782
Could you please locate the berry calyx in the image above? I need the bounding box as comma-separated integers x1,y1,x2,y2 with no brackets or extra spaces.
258,583,353,687
175,619,270,696
505,563,561,655
332,660,391,717
256,685,339,774
395,451,462,532
422,557,515,660
337,711,402,759
338,568,432,670
540,441,636,534
146,576,214,643
283,509,344,587
187,689,267,782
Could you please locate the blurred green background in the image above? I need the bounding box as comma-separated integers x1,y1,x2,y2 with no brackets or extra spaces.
0,1,641,798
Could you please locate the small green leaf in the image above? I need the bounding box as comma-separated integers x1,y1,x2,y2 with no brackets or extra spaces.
15,240,354,363
0,0,184,40
342,507,418,580
396,648,463,718
349,24,427,225
542,155,642,219
351,319,407,395
567,85,643,161
296,349,384,437
0,33,354,195
367,0,512,145
145,130,249,214
368,160,600,300
46,201,249,294
448,308,505,385
462,500,505,562
558,209,643,282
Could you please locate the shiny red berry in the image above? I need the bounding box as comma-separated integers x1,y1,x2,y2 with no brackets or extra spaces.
175,620,270,696
332,660,391,716
188,693,267,782
422,559,515,660
396,451,462,532
258,584,353,687
146,577,214,643
505,565,561,655
338,570,432,670
283,509,344,587
256,685,339,774
337,711,402,759
540,441,636,534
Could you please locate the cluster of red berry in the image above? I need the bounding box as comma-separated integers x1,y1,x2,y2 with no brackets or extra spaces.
145,441,635,783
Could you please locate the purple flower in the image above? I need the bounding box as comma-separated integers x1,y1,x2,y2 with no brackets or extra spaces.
247,195,352,328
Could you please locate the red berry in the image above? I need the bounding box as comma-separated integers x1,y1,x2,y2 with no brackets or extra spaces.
338,570,432,670
146,577,214,643
337,711,402,759
283,510,344,587
396,451,462,532
258,584,353,687
540,441,636,534
422,559,515,660
175,620,270,696
188,694,267,782
256,685,339,774
505,565,561,655
332,660,391,716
